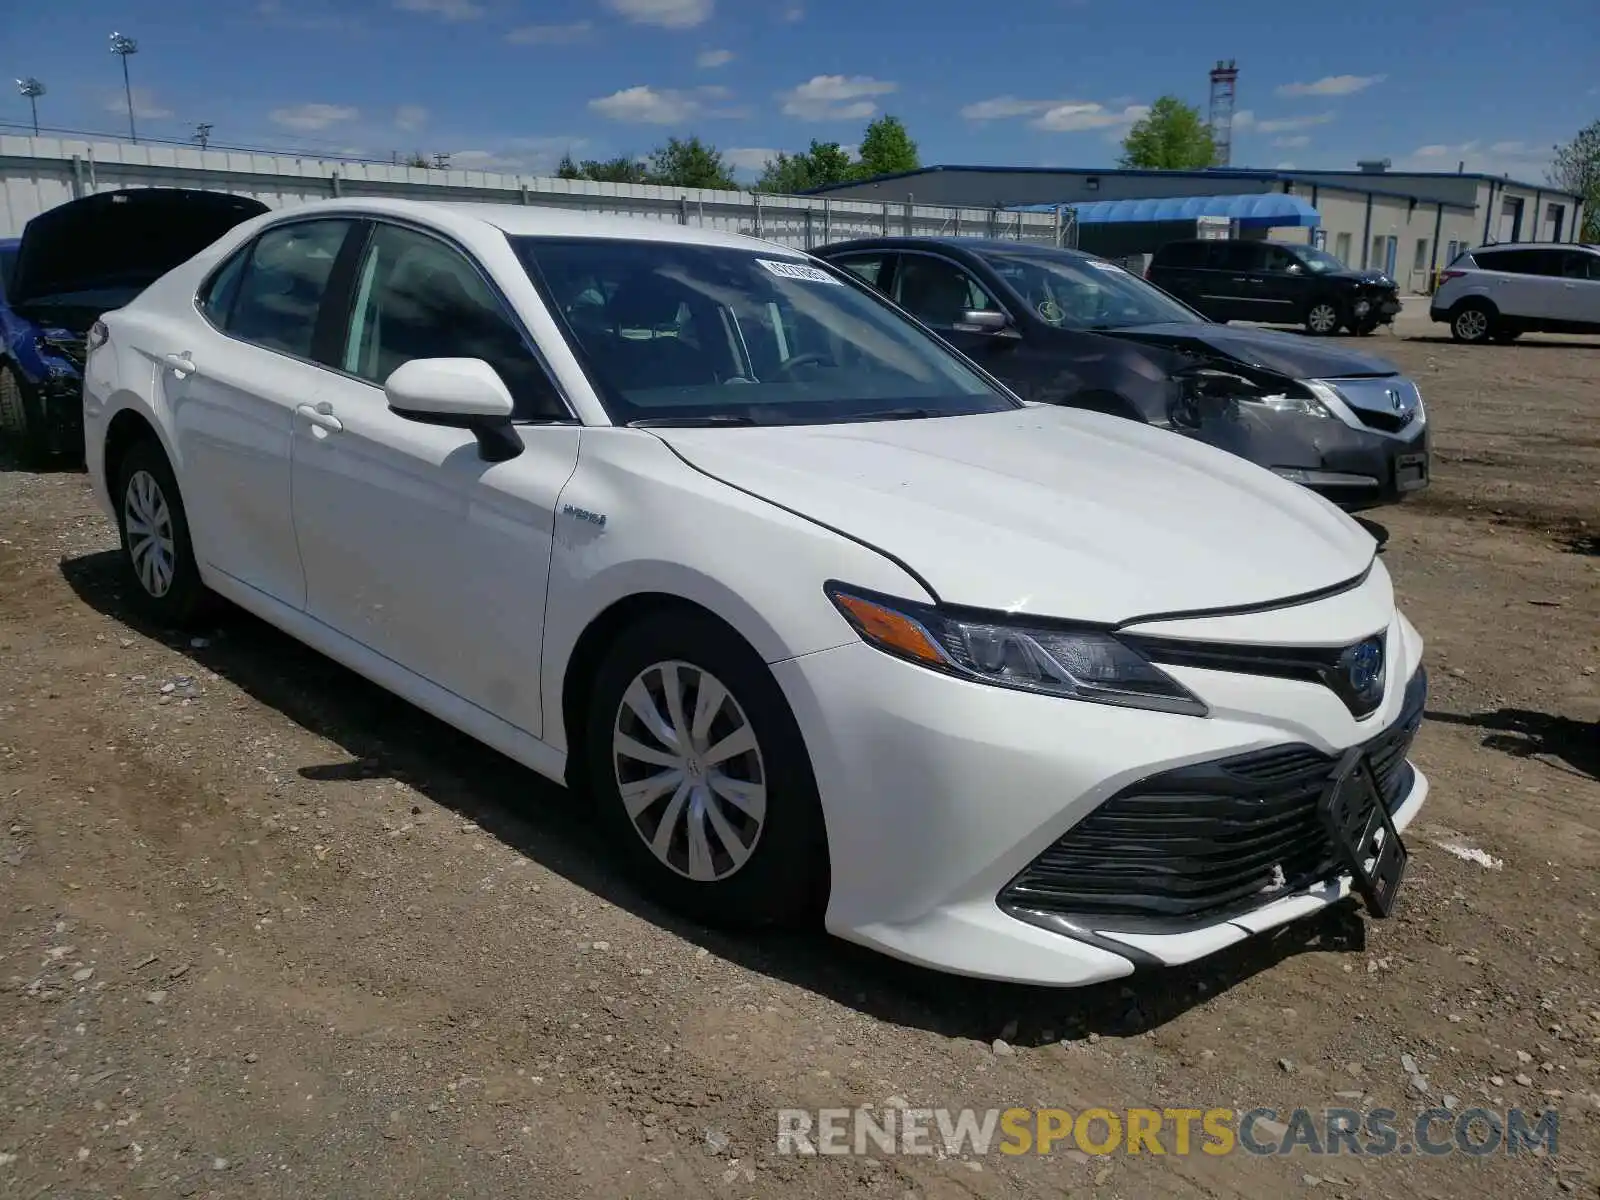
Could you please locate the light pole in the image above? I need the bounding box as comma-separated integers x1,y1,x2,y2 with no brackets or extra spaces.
16,78,45,135
192,122,212,150
109,32,139,143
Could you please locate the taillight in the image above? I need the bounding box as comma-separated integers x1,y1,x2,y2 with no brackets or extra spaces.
87,320,109,351
1438,270,1466,282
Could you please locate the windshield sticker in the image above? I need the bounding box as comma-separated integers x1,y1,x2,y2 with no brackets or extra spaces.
757,258,843,285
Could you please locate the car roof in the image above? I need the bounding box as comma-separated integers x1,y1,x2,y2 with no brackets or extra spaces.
1470,241,1597,252
258,196,797,255
817,235,1094,260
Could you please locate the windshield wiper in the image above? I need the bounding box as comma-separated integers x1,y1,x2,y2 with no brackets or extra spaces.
834,407,936,423
627,413,758,428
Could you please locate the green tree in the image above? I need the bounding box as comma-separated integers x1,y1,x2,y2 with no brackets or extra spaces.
646,136,737,189
1548,119,1600,242
851,115,919,180
754,139,855,193
404,151,431,168
563,154,650,184
1119,96,1217,170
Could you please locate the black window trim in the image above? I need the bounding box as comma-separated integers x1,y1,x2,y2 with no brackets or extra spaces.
193,211,579,426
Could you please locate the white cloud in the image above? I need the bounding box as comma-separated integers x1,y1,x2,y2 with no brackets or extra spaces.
696,48,735,68
780,74,896,120
1275,160,1297,169
724,146,778,172
506,21,594,44
1397,139,1552,179
256,0,365,32
106,87,173,121
603,0,713,29
1231,109,1255,131
394,104,428,131
1033,101,1148,133
394,0,483,19
1254,112,1335,133
588,85,744,123
1276,73,1385,97
960,96,1062,121
1273,134,1310,148
270,102,360,131
781,3,804,19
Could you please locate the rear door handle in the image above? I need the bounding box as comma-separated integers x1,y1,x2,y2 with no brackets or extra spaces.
163,352,195,375
296,402,343,433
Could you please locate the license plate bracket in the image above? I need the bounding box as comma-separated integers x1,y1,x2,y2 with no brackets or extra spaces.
1395,452,1428,492
1318,747,1407,917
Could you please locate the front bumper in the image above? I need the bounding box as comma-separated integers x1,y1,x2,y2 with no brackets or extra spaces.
771,577,1428,986
14,339,87,457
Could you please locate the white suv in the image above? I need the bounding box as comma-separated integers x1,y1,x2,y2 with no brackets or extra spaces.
1431,242,1600,343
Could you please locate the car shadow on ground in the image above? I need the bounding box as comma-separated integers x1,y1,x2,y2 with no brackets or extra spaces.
0,443,86,474
1562,533,1598,557
1425,707,1599,783
62,547,1369,1048
1401,335,1599,349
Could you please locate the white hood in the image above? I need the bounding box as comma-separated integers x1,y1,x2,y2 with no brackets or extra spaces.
655,406,1376,625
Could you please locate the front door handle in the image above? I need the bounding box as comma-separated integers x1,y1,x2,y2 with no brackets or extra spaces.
296,402,343,433
163,352,195,375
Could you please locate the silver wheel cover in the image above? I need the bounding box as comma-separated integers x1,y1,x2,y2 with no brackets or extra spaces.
123,469,177,598
1308,304,1338,333
612,660,767,882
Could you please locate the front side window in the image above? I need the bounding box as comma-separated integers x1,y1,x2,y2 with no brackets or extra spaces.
515,237,1012,426
894,255,1003,327
226,220,352,358
1297,246,1350,275
343,223,565,420
1261,246,1302,274
982,249,1201,330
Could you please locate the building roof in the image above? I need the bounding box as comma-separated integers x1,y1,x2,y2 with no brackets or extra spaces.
803,163,1581,205
1013,192,1321,228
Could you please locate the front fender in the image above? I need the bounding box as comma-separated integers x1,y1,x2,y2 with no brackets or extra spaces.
539,428,929,756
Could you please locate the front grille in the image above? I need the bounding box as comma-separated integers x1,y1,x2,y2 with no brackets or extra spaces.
1121,631,1388,719
1350,406,1415,434
999,668,1426,932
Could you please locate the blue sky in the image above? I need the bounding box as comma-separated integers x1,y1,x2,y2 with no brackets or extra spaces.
6,0,1597,184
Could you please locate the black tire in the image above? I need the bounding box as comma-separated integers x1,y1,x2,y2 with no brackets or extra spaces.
584,609,829,928
1305,299,1343,336
0,363,49,466
113,437,212,627
1450,301,1495,344
1491,329,1521,344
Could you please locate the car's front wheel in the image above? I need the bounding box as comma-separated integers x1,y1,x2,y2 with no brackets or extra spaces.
114,437,211,626
1305,300,1342,336
585,610,829,928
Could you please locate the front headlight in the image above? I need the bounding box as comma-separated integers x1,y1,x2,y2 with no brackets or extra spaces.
1171,368,1335,426
1236,393,1336,420
825,584,1207,717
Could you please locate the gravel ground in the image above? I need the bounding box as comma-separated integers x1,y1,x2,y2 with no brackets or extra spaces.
1,330,1597,1199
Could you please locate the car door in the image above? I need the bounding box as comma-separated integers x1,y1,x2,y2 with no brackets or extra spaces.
163,217,359,609
1252,244,1310,322
289,219,581,738
1558,250,1600,326
1212,242,1268,320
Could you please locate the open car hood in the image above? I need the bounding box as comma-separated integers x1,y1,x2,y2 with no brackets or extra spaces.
655,406,1376,625
1094,322,1400,381
9,188,269,312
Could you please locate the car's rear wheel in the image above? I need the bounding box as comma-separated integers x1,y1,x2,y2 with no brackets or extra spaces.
1305,300,1342,336
114,437,211,627
585,610,828,928
0,363,48,466
1450,301,1494,344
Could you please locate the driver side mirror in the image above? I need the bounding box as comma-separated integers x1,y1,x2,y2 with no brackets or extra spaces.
954,309,1013,335
385,357,523,463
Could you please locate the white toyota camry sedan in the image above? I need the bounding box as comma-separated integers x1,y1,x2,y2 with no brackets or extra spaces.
82,197,1427,986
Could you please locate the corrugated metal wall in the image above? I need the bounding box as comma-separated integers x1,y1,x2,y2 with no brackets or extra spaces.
0,136,1067,247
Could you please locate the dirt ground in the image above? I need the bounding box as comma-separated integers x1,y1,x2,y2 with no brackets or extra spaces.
1,330,1597,1200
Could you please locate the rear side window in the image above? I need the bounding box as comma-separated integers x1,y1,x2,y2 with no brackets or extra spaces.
226,220,354,359
1215,242,1262,271
198,248,250,327
1154,241,1210,268
1474,248,1545,275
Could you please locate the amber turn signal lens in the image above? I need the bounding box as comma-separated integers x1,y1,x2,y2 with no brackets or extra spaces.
832,592,947,666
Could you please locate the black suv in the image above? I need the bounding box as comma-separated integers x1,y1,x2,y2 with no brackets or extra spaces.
1146,239,1400,337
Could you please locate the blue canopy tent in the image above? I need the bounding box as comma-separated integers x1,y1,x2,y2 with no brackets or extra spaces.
1012,192,1322,259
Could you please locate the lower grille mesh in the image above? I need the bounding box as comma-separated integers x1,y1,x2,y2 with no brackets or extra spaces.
1000,668,1426,931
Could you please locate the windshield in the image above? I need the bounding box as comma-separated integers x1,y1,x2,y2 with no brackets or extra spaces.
979,250,1202,330
513,237,1014,426
1296,246,1348,274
